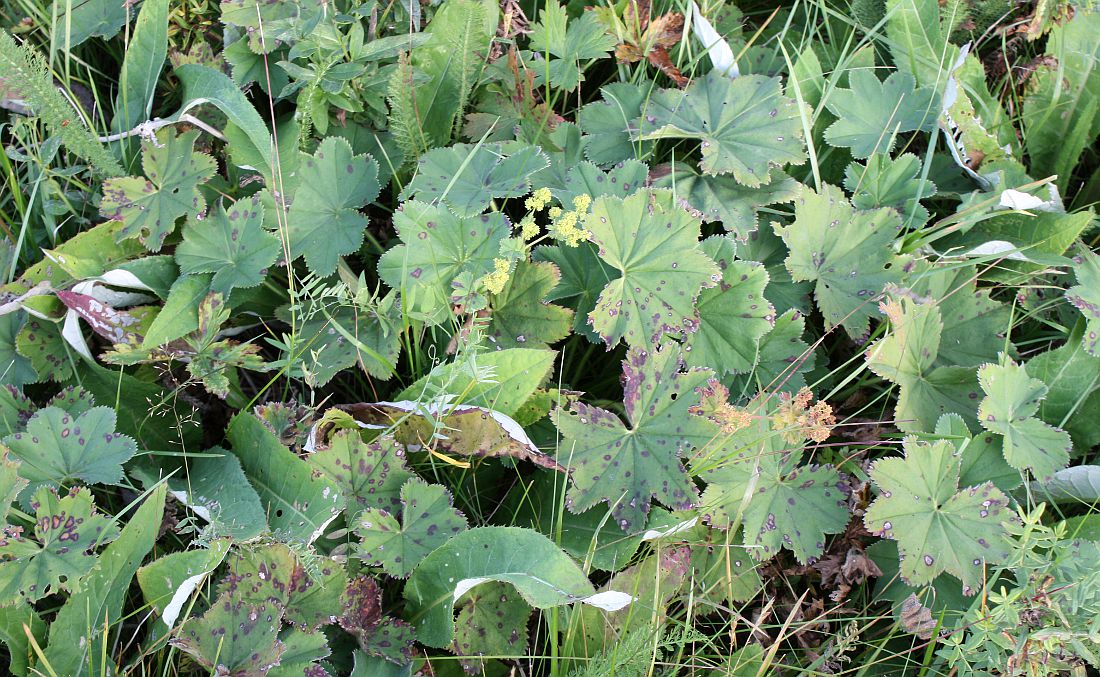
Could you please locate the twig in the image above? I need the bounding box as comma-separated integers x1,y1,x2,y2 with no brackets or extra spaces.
97,113,226,145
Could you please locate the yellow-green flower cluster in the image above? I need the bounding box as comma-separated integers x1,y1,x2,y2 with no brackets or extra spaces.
481,257,512,295
549,193,593,247
519,216,539,240
525,186,553,212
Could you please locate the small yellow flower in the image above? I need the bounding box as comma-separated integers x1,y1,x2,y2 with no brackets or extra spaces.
572,193,592,212
482,270,509,295
548,206,563,219
494,258,510,274
525,186,553,212
520,217,539,240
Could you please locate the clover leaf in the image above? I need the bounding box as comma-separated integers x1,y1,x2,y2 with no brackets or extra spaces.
864,437,1013,592
551,343,718,531
529,2,617,91
683,236,774,375
585,189,719,348
356,479,469,578
402,143,549,217
1067,246,1100,356
100,129,216,252
637,71,806,186
699,398,849,564
775,184,902,338
824,70,939,158
176,195,281,295
286,136,380,276
0,486,119,605
977,356,1071,481
3,406,137,491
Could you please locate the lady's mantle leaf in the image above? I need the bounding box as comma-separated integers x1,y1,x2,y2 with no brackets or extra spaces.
286,136,380,277
637,71,807,186
864,437,1013,592
402,143,550,217
552,343,718,531
866,296,982,432
487,261,574,349
585,189,719,348
356,479,469,578
308,431,414,523
1067,246,1100,356
0,486,119,605
683,236,774,375
377,202,510,324
775,184,903,338
99,129,216,252
844,153,936,228
699,398,849,564
339,575,416,664
528,2,617,91
3,406,137,491
824,71,939,158
977,357,1071,482
172,592,286,676
453,581,531,673
176,195,280,295
654,166,800,240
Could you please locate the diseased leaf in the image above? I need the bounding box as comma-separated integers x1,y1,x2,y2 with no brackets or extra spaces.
585,189,719,348
977,356,1071,482
402,143,549,217
1067,246,1100,356
176,195,280,295
219,543,347,630
655,166,800,240
558,160,650,205
776,184,903,338
637,72,806,185
699,397,849,564
356,479,468,577
3,406,137,492
99,129,215,252
339,575,417,665
534,243,619,342
286,136,380,277
728,309,814,395
864,437,1013,592
15,317,71,383
453,581,531,672
487,262,573,349
683,236,774,375
552,343,717,531
172,592,286,676
0,313,37,387
0,486,118,605
308,431,414,523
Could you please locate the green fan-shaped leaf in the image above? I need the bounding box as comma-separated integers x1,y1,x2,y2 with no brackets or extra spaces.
727,309,814,395
637,72,806,186
552,343,718,531
356,479,468,578
172,592,285,675
533,243,619,342
775,184,902,338
0,449,25,523
0,314,37,387
402,143,549,217
866,296,983,432
377,201,510,323
844,153,936,228
655,166,800,240
558,160,650,205
577,83,652,166
99,129,216,252
3,406,137,491
864,437,1013,592
824,71,939,158
176,195,280,295
528,2,617,91
404,526,600,647
286,136,380,276
585,188,719,348
977,357,1071,481
487,261,573,349
0,486,118,605
699,398,849,564
1067,246,1100,356
687,527,763,604
1026,342,1100,452
308,431,414,523
907,262,1010,368
933,414,1019,493
683,236,774,375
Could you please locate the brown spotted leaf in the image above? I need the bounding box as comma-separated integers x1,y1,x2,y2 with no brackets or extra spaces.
339,575,416,665
172,591,286,676
308,431,414,522
0,486,119,605
453,581,532,673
